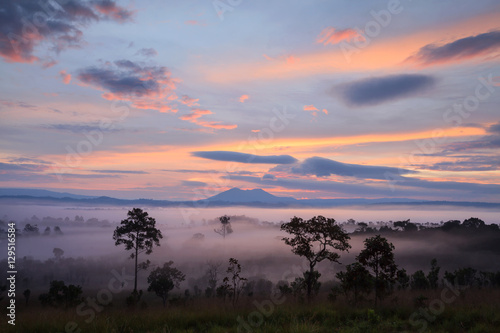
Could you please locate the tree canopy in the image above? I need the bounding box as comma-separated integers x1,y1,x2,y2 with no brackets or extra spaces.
113,208,163,293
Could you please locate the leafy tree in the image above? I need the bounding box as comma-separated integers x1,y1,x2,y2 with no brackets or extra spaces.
448,267,477,287
336,262,373,304
226,257,247,306
427,258,440,289
53,248,64,260
113,208,163,293
394,219,418,232
281,216,351,300
356,222,368,233
214,215,233,239
147,261,185,307
38,280,83,308
54,226,63,235
462,217,485,229
43,227,51,236
411,270,430,290
396,268,410,290
441,220,461,231
357,235,398,306
23,223,39,236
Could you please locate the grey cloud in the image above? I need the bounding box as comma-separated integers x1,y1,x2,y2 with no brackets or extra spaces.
45,122,120,133
273,156,416,180
192,151,298,164
409,30,500,66
181,180,207,187
136,48,158,57
338,74,436,106
0,0,134,63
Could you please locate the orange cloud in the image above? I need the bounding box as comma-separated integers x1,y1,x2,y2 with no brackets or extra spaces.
180,108,237,130
317,27,362,45
59,70,71,84
303,105,318,111
180,109,212,121
239,94,249,103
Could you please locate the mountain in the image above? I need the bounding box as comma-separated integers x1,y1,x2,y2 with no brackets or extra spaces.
205,188,297,204
0,187,499,209
0,188,96,199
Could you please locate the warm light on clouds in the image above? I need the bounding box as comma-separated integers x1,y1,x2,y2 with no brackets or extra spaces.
316,27,362,45
239,94,249,103
1,1,499,201
59,70,71,84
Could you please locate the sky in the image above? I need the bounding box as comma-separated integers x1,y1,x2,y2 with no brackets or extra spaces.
0,0,499,201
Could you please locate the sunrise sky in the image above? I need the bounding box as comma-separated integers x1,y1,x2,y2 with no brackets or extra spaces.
1,0,499,201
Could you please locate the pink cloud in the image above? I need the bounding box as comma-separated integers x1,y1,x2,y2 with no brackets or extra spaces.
239,94,249,103
316,27,362,45
78,60,179,113
180,108,237,130
180,95,200,107
59,70,71,84
185,20,206,26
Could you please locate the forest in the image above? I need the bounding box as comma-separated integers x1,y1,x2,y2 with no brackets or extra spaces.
1,210,500,332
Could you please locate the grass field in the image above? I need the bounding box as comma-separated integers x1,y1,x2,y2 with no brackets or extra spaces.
3,288,500,333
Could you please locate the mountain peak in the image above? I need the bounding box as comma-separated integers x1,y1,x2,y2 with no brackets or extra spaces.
206,188,296,203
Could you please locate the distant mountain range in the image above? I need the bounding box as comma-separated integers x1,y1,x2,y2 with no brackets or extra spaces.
0,187,499,208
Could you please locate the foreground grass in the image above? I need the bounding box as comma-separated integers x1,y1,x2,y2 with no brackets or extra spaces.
3,290,500,333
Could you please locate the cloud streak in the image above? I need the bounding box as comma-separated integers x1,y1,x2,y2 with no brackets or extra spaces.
273,157,416,180
192,151,298,164
180,109,237,130
338,74,436,106
408,30,500,66
317,27,361,45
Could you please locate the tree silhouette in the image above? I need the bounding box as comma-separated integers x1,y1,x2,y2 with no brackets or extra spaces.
225,257,247,306
147,261,185,307
336,262,373,304
214,215,233,239
53,248,64,260
113,208,163,293
23,223,39,236
462,217,485,229
38,280,82,308
427,258,440,289
206,260,222,298
281,216,351,300
357,235,397,306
